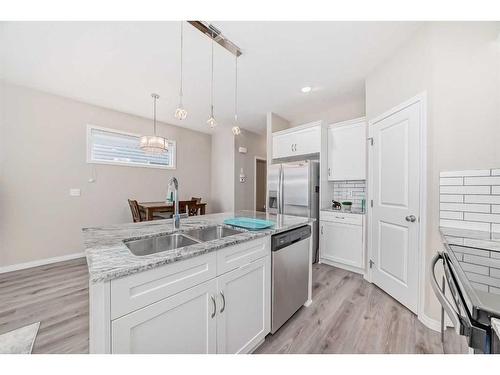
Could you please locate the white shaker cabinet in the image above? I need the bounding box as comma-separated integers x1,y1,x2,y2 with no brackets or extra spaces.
327,118,366,181
216,256,271,354
272,122,321,159
97,237,273,354
111,279,218,354
319,211,365,274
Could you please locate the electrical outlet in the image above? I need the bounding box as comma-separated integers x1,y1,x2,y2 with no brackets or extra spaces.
69,188,81,197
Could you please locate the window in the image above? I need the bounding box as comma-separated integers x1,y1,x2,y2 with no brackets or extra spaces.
87,125,176,169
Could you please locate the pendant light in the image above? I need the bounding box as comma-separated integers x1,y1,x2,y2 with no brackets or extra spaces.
206,36,217,128
174,22,187,120
140,93,168,154
232,54,241,136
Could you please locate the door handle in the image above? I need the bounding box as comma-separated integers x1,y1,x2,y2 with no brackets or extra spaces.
405,215,417,222
211,295,216,318
219,291,225,313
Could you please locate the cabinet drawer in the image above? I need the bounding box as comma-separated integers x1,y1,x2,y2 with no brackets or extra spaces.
111,252,216,319
216,237,269,275
320,210,363,225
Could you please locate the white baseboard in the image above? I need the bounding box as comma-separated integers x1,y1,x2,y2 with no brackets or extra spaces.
0,252,85,274
319,257,365,276
418,311,441,332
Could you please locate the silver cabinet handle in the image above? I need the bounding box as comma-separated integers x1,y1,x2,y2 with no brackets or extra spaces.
328,168,331,176
219,291,225,313
211,295,216,318
321,225,323,235
291,144,294,152
405,215,416,222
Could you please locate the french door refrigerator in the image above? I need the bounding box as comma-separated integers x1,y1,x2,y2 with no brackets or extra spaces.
267,160,320,262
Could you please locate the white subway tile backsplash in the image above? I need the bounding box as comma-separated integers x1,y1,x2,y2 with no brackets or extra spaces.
440,194,464,203
440,203,490,213
492,251,500,259
466,272,500,288
452,245,490,257
464,195,500,204
463,254,500,268
331,180,366,212
440,169,490,177
470,282,490,292
463,238,500,252
490,268,500,279
459,261,490,275
444,236,464,245
439,169,500,232
490,286,500,295
439,219,490,232
440,177,463,186
440,186,490,195
464,212,500,224
465,176,500,186
440,211,463,220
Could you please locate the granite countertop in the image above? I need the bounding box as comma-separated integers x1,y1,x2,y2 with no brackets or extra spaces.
321,207,365,215
439,226,500,324
83,210,313,283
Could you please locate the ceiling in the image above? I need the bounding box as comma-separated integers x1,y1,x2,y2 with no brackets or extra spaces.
0,21,421,134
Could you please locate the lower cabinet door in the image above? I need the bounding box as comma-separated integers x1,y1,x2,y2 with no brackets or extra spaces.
111,279,217,354
320,221,363,268
216,256,271,354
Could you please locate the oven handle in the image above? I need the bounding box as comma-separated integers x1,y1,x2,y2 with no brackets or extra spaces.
430,252,461,334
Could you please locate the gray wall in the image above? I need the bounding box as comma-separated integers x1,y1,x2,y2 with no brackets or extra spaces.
365,22,500,320
0,82,212,267
210,128,235,213
234,130,267,211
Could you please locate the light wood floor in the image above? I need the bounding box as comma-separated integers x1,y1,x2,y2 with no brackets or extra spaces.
0,258,89,353
1,259,447,354
256,263,445,354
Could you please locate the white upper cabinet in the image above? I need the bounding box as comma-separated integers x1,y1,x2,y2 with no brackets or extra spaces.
272,122,321,159
327,118,366,181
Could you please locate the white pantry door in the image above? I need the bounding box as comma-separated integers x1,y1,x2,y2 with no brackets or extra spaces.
369,101,421,313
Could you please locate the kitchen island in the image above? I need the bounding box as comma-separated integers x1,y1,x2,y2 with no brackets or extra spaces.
83,211,313,354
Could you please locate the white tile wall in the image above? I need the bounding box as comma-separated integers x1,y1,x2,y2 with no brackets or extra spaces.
331,180,366,211
440,168,500,233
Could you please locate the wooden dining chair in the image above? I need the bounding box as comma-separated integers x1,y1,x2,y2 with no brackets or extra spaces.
128,199,143,222
191,197,202,204
186,203,201,216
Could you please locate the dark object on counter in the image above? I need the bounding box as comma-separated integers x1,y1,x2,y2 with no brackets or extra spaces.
331,200,342,210
342,201,352,212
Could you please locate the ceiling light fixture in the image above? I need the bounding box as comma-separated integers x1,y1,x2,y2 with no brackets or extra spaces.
301,86,312,93
174,22,187,120
207,36,217,128
232,54,241,136
140,93,168,154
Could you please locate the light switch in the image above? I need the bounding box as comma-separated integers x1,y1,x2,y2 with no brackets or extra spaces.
69,188,81,197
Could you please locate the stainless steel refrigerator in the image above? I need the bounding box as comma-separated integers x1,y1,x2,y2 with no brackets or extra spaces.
267,160,320,262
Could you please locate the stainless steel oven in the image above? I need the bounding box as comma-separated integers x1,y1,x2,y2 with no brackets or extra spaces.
430,252,491,353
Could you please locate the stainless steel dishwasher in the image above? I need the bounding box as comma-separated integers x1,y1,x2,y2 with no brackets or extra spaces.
271,225,311,334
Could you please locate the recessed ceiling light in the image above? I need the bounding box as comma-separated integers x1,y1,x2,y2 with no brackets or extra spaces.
301,86,312,93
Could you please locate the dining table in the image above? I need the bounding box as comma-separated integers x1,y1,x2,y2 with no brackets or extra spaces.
138,201,207,221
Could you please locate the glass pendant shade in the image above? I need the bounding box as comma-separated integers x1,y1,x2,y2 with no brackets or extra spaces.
139,135,168,155
207,115,217,128
174,106,187,120
231,126,241,135
140,93,168,155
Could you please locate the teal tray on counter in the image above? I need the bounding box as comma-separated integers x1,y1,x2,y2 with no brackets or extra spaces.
223,217,275,230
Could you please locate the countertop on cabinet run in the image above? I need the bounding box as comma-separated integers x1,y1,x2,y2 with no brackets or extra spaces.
83,211,313,283
321,207,365,215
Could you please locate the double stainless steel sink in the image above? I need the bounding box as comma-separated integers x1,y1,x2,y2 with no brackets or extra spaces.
124,225,243,256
